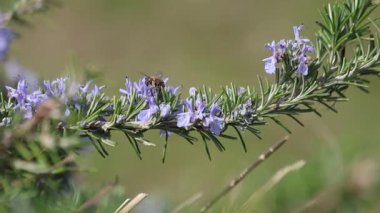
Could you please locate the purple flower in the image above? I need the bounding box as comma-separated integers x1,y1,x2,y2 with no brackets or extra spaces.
204,116,224,135
134,78,151,98
119,76,182,116
43,77,68,98
293,25,310,43
27,90,47,106
177,111,192,127
79,81,92,94
263,41,285,75
5,79,28,106
43,77,91,117
177,99,195,128
90,85,106,97
296,56,309,76
159,103,171,118
263,56,277,74
119,79,132,96
267,40,286,60
265,41,276,53
183,98,193,112
278,40,288,50
5,79,49,119
120,76,183,122
166,86,181,96
0,26,12,61
263,25,314,76
119,78,158,106
189,87,197,96
120,76,180,98
302,44,314,54
78,81,106,104
210,104,221,116
176,96,207,128
203,104,224,135
71,80,109,113
137,105,159,121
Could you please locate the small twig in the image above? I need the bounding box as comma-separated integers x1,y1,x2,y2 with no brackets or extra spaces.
116,193,148,213
171,192,203,213
114,198,131,213
239,160,306,212
76,177,119,212
200,135,289,212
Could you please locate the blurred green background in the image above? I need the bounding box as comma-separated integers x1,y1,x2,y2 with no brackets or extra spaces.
5,0,380,212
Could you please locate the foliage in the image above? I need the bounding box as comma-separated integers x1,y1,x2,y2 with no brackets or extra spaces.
0,0,380,211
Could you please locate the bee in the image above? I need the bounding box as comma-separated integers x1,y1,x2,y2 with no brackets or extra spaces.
141,72,166,99
142,72,165,88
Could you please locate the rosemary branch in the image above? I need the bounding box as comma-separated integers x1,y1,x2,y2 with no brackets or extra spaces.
1,0,379,161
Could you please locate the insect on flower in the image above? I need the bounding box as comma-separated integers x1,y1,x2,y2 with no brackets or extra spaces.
142,72,165,89
141,72,166,99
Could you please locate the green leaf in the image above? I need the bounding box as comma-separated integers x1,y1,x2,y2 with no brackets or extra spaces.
162,130,169,163
123,132,142,160
200,132,212,161
101,138,117,147
232,125,247,152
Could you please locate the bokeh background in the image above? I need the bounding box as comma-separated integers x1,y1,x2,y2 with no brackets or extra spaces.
3,0,380,212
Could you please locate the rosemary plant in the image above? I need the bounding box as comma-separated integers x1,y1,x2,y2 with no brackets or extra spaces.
1,0,380,209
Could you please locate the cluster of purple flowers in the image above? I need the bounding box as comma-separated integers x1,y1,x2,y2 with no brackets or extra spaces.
119,79,226,135
263,25,314,76
119,77,179,123
5,75,226,135
5,77,106,119
5,79,45,119
0,24,12,61
177,88,224,135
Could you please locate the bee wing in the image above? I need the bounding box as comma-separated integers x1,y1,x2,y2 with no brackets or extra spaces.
155,72,169,84
140,72,149,78
155,71,164,79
